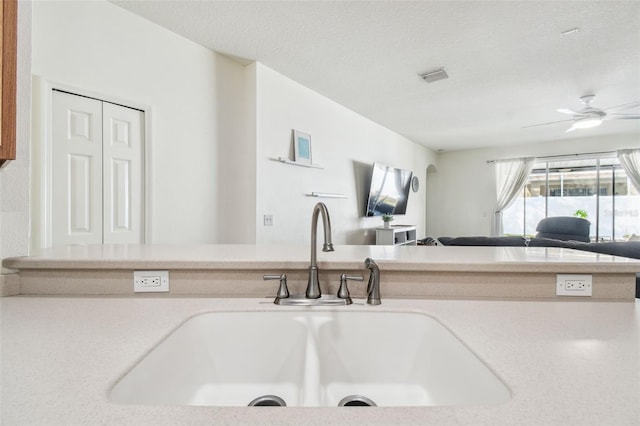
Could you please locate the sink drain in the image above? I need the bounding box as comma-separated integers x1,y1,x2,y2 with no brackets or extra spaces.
248,395,287,407
338,395,377,407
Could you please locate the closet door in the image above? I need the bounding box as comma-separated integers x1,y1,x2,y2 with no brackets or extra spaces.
52,91,103,245
102,103,143,244
51,91,144,246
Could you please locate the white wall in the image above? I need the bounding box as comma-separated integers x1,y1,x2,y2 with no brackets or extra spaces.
254,64,436,245
217,63,256,244
31,0,246,244
430,134,640,238
0,0,31,274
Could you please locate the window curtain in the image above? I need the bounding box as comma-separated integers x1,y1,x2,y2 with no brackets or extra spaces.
493,157,535,236
618,149,640,193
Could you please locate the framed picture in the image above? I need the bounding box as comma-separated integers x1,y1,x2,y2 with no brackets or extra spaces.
293,130,312,165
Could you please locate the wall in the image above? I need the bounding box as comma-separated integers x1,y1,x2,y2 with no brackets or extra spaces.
254,64,436,245
217,63,256,244
0,0,31,280
31,0,246,245
430,134,640,238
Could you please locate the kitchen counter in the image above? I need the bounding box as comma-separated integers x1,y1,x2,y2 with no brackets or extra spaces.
1,296,638,425
2,244,639,299
5,244,640,272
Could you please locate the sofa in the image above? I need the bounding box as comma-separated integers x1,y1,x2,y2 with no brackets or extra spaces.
436,236,640,297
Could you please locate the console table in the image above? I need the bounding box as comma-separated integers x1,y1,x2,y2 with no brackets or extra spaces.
376,225,417,246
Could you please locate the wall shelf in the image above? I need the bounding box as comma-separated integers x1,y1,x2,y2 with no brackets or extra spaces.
305,192,347,199
271,157,323,169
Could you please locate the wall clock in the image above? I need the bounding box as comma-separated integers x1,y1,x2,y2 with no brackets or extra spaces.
411,176,419,192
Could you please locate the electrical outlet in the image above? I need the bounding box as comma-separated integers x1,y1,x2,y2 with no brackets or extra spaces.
134,270,169,293
556,274,592,297
264,214,274,226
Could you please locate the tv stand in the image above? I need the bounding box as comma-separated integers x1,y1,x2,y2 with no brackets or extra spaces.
376,225,417,246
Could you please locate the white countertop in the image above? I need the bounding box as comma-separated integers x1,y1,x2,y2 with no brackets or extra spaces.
5,244,640,273
1,296,638,425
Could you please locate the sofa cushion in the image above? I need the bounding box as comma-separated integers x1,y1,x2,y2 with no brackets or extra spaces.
536,216,591,243
535,217,591,243
578,241,640,260
437,236,527,246
536,216,591,234
528,238,640,260
527,237,581,248
534,232,590,242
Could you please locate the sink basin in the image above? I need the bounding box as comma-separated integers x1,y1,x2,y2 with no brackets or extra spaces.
317,312,510,406
110,312,309,406
110,310,510,407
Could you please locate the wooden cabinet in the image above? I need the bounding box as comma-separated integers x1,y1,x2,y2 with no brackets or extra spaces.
0,0,17,167
376,225,417,246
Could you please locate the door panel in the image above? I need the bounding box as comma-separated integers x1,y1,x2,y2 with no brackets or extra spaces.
102,102,143,244
110,158,131,231
68,153,94,233
52,91,102,245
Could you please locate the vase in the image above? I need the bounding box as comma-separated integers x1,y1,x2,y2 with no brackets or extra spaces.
383,222,390,228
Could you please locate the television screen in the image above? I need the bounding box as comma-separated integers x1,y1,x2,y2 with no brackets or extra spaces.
365,162,413,217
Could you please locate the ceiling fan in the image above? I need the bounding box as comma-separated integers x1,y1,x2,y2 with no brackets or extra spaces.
525,95,640,133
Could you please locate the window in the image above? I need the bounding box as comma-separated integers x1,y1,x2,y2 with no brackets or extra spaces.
503,155,640,241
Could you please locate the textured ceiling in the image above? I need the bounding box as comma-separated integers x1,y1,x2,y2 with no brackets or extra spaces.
113,0,640,151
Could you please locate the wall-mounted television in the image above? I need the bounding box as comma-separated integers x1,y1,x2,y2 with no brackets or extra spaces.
365,162,413,216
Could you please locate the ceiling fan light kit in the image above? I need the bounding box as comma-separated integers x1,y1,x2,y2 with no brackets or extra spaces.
573,117,603,129
527,94,640,132
566,117,603,133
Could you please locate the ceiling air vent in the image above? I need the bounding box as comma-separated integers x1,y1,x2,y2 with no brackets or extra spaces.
419,68,448,84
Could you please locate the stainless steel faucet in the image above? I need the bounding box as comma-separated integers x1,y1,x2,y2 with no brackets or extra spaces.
263,202,350,306
306,202,334,298
365,258,381,305
263,204,382,306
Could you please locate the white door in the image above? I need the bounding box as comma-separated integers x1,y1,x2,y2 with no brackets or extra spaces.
52,92,103,245
102,102,143,244
52,91,144,246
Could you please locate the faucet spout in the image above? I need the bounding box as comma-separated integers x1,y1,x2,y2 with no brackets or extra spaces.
306,202,334,299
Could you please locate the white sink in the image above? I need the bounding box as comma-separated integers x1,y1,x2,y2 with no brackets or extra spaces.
110,312,309,406
317,312,510,407
110,310,510,407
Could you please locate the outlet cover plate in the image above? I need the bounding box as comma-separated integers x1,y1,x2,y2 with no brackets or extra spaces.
134,270,169,293
556,274,592,297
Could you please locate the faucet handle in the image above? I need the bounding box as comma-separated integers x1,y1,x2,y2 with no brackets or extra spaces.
337,274,362,305
364,258,381,305
263,274,289,300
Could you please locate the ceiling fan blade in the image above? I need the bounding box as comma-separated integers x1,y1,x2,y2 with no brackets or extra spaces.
523,118,574,129
557,108,582,115
604,101,640,112
605,114,640,120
